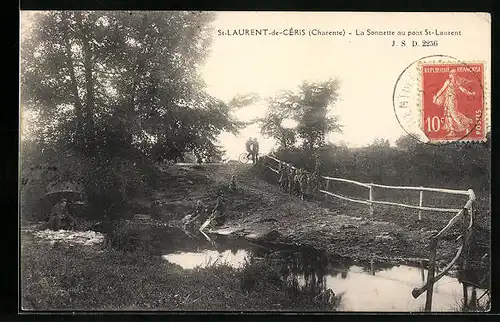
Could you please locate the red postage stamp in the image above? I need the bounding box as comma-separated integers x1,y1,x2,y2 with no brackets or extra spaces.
421,63,485,142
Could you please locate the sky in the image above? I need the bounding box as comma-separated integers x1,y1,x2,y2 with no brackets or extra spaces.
202,12,491,159
20,12,491,160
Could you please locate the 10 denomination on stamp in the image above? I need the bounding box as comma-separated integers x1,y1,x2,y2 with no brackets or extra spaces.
421,63,484,142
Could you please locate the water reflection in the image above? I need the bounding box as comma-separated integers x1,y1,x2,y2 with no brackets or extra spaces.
160,230,488,312
162,249,249,269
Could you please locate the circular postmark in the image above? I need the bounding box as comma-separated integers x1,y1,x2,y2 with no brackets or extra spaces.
393,55,485,145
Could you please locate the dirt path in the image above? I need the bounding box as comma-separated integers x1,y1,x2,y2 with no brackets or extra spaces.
207,164,437,262
148,163,487,272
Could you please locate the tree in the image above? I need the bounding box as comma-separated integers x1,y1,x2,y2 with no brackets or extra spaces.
21,11,240,161
259,79,342,151
295,79,342,151
260,113,298,149
369,138,391,149
228,92,260,109
395,134,420,151
20,11,243,219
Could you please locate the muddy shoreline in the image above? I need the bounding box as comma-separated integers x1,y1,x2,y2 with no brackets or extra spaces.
21,162,490,311
158,163,489,282
207,225,432,267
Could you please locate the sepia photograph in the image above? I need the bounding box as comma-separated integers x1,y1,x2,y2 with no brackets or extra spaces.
19,11,491,312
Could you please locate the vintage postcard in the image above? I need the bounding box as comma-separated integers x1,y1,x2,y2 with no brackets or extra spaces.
20,11,491,312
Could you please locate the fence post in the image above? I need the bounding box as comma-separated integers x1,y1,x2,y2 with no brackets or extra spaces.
419,188,424,221
369,184,374,216
425,237,438,312
461,207,470,284
325,179,330,201
420,260,425,283
463,282,468,310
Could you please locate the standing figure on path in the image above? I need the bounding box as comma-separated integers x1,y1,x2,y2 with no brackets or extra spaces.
307,173,314,199
314,156,321,175
293,169,303,196
433,69,476,137
278,164,289,192
229,174,237,191
245,138,254,161
288,168,296,195
310,171,319,195
298,170,309,201
251,138,260,164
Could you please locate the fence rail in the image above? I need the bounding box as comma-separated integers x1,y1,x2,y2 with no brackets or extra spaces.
370,183,471,196
263,154,476,312
322,176,371,188
370,200,462,213
319,190,371,205
265,154,473,216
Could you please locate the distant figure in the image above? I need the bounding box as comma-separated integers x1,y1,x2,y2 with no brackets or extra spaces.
298,170,309,201
211,195,227,227
278,164,289,192
251,138,260,164
287,168,296,194
256,155,264,166
229,175,237,191
245,137,254,161
182,200,206,229
48,198,75,231
314,158,321,175
293,169,303,196
309,171,319,195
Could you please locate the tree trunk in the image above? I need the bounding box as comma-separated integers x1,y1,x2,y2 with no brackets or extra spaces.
61,12,84,139
74,11,96,149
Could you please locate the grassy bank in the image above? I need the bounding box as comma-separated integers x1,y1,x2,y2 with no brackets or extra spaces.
21,232,334,311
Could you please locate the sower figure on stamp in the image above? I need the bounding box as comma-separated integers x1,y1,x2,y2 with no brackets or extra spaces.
433,69,476,137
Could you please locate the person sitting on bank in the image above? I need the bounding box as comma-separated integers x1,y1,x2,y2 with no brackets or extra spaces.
48,198,75,231
210,194,227,227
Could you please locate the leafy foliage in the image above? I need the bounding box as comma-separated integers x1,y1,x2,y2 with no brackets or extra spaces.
259,79,342,151
20,11,242,219
274,133,490,191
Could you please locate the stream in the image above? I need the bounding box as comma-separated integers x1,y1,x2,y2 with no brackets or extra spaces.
154,227,488,312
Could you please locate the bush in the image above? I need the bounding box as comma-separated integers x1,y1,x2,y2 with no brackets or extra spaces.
273,142,490,191
20,141,157,222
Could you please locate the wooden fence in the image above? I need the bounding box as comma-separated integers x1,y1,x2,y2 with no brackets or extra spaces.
263,154,476,311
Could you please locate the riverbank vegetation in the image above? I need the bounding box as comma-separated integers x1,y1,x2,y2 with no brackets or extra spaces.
21,230,334,311
21,11,244,223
